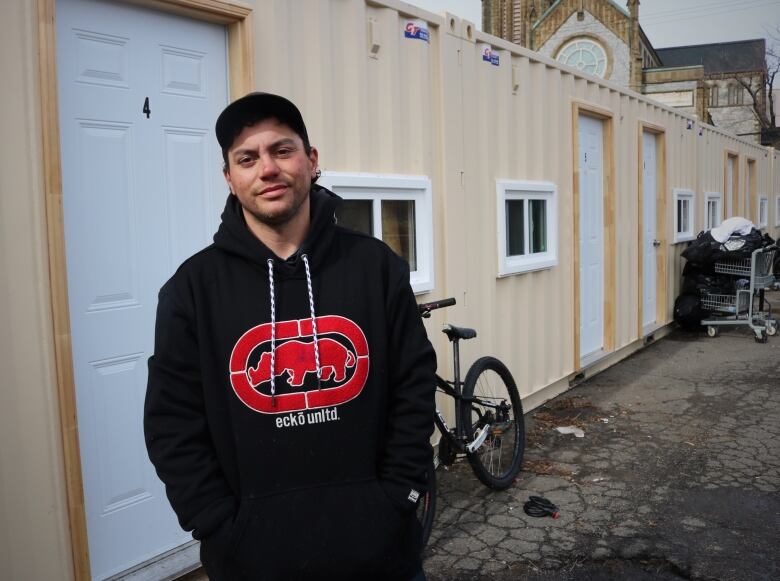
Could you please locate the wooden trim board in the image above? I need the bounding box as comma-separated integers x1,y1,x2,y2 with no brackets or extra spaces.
725,149,740,218
746,157,757,222
36,1,253,578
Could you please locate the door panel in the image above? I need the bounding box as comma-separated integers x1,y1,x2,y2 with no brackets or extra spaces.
642,131,657,330
578,116,604,360
57,0,228,577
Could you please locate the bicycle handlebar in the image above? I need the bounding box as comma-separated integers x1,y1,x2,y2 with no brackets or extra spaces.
418,297,456,318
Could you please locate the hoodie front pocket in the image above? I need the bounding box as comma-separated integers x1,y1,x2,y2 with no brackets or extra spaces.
228,480,416,581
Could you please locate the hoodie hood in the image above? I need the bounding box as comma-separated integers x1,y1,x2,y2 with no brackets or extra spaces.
212,184,342,403
213,184,341,274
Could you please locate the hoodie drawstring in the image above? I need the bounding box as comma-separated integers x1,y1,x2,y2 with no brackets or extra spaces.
301,254,322,389
266,259,277,407
265,255,322,402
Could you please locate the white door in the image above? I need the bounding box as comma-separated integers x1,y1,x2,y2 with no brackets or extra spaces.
57,0,228,578
578,115,604,361
642,131,657,331
726,156,734,217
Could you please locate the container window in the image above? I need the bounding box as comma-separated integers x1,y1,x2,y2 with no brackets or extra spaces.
673,188,695,243
758,196,768,228
704,192,722,230
320,172,434,294
497,180,558,276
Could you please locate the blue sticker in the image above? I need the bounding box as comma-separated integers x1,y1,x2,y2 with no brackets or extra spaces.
480,43,498,65
405,19,430,42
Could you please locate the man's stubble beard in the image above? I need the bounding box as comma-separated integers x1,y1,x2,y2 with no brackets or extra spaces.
242,183,310,227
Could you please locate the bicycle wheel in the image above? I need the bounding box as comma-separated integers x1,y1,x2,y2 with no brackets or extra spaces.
461,356,524,489
416,461,436,549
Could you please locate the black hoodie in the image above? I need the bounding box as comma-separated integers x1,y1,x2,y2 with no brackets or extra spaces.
144,186,437,580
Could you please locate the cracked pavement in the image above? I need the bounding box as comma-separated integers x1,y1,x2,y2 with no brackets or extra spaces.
424,319,780,581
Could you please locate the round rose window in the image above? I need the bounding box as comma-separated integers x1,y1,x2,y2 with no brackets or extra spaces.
556,38,608,78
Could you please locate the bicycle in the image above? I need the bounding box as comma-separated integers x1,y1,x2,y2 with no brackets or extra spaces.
415,298,525,547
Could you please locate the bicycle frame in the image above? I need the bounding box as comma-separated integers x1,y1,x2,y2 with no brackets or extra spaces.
420,297,513,462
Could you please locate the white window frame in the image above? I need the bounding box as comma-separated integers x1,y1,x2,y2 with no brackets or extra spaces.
496,180,558,277
318,171,434,294
758,195,769,228
704,191,722,230
673,188,695,243
775,194,780,227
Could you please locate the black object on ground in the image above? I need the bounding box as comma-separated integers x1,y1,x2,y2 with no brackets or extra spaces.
523,496,559,519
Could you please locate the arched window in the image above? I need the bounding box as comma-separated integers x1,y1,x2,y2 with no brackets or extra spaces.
556,37,608,78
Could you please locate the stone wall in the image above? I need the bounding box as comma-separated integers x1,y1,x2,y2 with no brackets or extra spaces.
710,106,761,143
537,10,630,88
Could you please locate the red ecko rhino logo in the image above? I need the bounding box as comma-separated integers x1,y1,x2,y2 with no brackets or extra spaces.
229,316,369,414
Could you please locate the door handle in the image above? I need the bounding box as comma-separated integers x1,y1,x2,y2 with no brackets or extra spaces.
653,239,661,247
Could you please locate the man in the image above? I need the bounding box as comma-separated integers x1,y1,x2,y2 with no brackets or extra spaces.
144,92,437,581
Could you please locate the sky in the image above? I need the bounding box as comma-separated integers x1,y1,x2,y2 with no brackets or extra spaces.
409,0,780,49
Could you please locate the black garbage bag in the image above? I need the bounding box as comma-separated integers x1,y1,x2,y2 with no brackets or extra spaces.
681,269,734,295
674,293,704,331
682,228,769,268
681,231,723,267
719,228,764,258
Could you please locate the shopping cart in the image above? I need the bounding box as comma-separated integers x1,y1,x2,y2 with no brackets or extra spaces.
700,245,777,342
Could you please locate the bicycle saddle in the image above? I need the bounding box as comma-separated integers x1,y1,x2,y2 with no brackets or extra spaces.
441,324,477,341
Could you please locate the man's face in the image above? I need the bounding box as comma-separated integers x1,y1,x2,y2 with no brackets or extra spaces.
223,118,318,229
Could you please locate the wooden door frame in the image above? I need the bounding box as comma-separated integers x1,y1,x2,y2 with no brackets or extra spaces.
746,157,757,222
636,121,667,338
36,1,253,578
571,101,616,371
724,150,739,218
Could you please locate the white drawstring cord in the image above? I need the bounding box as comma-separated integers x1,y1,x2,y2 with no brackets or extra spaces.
267,258,277,407
301,254,322,389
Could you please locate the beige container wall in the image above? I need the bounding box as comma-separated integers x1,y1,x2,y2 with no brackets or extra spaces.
0,1,76,580
452,28,774,400
1,0,778,578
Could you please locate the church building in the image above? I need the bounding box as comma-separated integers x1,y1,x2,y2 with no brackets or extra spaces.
482,0,769,143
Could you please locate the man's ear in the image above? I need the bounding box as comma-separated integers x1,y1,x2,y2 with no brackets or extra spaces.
308,146,319,178
223,167,235,195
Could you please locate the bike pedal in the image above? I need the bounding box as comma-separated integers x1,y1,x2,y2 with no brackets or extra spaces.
467,425,490,453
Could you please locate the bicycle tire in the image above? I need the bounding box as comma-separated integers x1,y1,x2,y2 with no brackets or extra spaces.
461,356,525,489
417,461,436,549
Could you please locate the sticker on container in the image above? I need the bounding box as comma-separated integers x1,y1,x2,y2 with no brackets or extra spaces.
480,43,499,66
404,19,430,42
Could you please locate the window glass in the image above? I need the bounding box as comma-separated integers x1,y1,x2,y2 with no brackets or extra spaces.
776,196,780,226
709,86,719,107
707,199,718,229
381,200,417,270
556,38,608,78
506,200,525,256
529,199,547,253
338,200,373,236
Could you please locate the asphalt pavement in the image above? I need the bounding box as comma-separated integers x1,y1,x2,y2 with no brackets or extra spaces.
423,318,780,580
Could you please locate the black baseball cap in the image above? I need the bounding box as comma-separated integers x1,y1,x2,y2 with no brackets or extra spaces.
215,92,310,155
